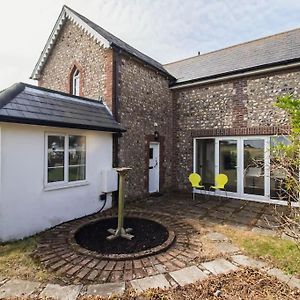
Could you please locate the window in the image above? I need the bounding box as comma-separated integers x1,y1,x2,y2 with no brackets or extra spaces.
68,135,86,182
47,135,65,183
46,134,86,185
270,136,291,200
194,135,293,203
71,68,80,96
195,139,215,189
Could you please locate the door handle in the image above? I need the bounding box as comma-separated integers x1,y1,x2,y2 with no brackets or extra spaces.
149,166,154,169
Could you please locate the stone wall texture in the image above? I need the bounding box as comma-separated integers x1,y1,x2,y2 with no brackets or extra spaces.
38,20,113,109
37,18,300,197
173,69,299,190
37,19,173,199
118,55,173,199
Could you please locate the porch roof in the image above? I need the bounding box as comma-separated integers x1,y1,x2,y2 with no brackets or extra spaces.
0,83,125,133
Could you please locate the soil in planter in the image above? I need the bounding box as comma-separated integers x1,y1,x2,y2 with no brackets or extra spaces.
75,217,169,254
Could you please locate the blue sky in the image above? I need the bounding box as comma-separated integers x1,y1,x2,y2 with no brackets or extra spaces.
1,0,300,90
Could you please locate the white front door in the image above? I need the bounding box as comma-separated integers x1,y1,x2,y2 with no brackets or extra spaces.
148,142,160,193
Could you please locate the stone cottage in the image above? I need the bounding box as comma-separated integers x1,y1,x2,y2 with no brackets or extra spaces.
30,5,300,205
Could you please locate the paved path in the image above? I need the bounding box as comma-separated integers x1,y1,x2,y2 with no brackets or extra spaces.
1,232,300,299
1,195,296,298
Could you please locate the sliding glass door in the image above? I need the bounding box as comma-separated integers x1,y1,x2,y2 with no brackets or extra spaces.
195,139,215,189
194,136,278,202
243,139,265,196
218,140,237,192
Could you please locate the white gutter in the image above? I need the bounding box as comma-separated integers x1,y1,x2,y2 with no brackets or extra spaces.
170,62,300,90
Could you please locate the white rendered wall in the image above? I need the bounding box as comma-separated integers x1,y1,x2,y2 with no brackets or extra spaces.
0,123,114,241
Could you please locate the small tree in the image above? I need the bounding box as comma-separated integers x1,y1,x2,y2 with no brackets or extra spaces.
271,95,300,247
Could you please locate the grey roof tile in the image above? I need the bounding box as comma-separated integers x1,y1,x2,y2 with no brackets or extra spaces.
0,83,124,132
164,28,300,84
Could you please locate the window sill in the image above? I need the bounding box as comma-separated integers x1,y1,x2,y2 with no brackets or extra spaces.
44,180,89,191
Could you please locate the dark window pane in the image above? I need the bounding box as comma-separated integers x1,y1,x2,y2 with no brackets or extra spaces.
149,148,153,159
69,136,86,166
48,135,65,183
219,140,237,192
48,135,65,168
244,139,264,196
270,136,294,200
48,167,64,183
69,151,86,165
195,139,215,189
69,165,86,182
69,135,86,151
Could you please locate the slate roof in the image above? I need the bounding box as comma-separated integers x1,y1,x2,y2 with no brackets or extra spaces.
0,83,124,132
164,28,300,84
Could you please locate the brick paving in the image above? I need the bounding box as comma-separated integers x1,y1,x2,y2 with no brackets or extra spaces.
33,194,286,285
34,209,203,284
1,194,299,299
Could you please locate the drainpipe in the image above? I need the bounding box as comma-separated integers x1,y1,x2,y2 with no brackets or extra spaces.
112,47,121,168
112,47,122,206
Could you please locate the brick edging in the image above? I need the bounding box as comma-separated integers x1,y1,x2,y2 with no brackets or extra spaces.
68,215,176,261
191,125,290,137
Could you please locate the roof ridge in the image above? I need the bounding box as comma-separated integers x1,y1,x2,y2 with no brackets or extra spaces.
23,82,105,105
164,26,300,66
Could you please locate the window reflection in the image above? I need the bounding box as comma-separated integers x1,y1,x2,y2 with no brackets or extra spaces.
243,139,264,196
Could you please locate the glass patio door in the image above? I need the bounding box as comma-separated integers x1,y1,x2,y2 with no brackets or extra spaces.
195,139,215,189
194,136,273,202
218,140,238,192
243,139,265,196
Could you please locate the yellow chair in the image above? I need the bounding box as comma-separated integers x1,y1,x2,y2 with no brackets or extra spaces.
210,174,228,199
188,173,205,200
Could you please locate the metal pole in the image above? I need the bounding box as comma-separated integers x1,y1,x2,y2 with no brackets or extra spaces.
107,167,133,240
115,172,124,235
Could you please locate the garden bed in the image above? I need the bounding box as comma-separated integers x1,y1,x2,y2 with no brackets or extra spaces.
75,217,169,254
83,268,300,299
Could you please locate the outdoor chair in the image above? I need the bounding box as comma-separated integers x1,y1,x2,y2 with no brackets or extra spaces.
210,173,228,200
188,172,205,200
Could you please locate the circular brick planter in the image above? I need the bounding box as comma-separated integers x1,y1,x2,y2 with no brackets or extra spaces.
35,208,203,284
69,215,176,260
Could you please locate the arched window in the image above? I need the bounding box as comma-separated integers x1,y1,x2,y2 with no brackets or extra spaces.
71,68,80,96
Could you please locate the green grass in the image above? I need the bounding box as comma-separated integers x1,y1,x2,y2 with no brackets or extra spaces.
0,236,56,282
218,225,300,275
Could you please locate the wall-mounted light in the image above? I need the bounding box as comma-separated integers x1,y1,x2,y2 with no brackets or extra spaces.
154,130,159,141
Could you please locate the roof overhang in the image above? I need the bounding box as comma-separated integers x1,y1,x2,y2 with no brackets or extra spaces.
170,60,300,90
30,6,110,80
0,83,125,133
0,116,124,133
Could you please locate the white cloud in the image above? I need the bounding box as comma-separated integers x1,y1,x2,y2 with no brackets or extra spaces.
1,0,300,90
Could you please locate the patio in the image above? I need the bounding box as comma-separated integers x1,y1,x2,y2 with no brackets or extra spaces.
1,193,299,299
133,193,288,232
32,193,288,285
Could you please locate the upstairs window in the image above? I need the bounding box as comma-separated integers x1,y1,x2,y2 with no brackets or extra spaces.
71,68,80,96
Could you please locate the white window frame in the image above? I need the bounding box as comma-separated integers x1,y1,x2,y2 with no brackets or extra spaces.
72,68,80,96
44,132,88,190
193,135,298,206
